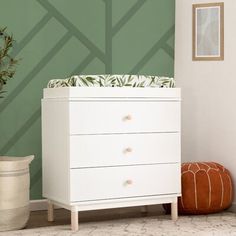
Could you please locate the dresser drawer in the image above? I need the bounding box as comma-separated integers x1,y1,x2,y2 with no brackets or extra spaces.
69,101,180,134
70,164,180,202
70,133,180,168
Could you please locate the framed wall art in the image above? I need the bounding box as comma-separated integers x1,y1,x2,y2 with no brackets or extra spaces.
192,2,224,61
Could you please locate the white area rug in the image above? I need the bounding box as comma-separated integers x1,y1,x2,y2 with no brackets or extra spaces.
0,212,236,236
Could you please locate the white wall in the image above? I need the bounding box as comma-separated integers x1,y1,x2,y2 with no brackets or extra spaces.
175,0,236,205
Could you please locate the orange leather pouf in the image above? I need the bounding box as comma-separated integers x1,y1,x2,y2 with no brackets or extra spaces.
164,162,233,214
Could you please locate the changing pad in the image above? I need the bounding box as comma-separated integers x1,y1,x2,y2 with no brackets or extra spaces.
47,74,175,88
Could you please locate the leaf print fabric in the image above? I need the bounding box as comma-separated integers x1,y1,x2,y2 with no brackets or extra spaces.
47,75,175,88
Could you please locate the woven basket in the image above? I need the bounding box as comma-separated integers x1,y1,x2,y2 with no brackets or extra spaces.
0,156,34,231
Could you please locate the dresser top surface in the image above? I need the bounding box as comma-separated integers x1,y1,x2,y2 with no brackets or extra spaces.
43,87,181,100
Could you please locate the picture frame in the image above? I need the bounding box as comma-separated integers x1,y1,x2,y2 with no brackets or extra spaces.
192,2,224,61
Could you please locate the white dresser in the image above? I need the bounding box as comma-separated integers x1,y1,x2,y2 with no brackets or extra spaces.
42,87,181,231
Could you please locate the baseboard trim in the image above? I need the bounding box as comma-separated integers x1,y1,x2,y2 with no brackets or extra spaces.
228,202,236,213
30,199,61,211
30,199,47,211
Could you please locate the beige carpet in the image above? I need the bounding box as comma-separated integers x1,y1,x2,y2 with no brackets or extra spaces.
0,212,236,236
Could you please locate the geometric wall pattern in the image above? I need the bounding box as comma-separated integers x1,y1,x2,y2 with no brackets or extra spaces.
0,0,175,199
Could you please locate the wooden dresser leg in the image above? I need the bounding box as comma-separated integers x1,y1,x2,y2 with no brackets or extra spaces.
71,209,79,232
48,200,54,222
171,199,178,221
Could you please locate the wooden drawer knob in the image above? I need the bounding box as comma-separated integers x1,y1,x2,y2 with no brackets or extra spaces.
123,115,132,121
124,147,133,154
124,179,133,185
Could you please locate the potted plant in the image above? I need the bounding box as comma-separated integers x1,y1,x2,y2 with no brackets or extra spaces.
0,27,34,231
0,27,19,97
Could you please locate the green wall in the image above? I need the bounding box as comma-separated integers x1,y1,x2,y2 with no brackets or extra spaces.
0,0,175,199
